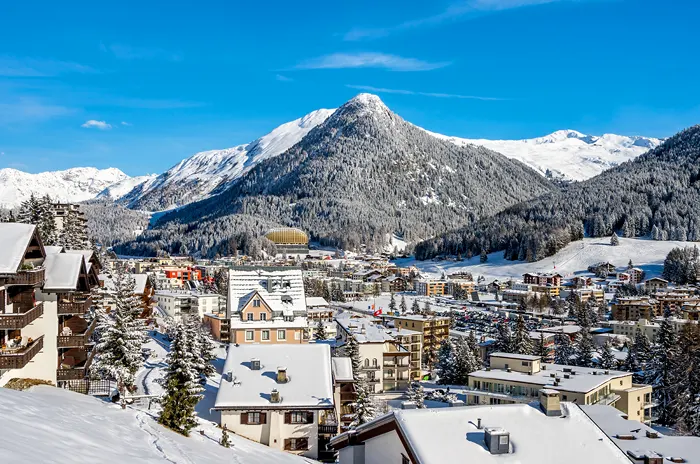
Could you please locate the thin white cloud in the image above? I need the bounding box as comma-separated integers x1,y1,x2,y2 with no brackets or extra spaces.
344,0,566,41
0,56,98,77
120,121,132,126
0,98,73,125
276,74,293,82
81,120,112,130
347,84,505,101
295,52,450,72
102,43,182,62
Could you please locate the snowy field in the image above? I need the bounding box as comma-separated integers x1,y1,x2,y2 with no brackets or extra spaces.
399,237,691,282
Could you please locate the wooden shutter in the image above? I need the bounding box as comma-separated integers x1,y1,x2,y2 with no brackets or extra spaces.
306,411,314,424
260,412,267,424
284,412,291,424
240,413,248,425
284,439,291,451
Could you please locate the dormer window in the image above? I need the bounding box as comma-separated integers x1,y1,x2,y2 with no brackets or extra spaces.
253,299,261,307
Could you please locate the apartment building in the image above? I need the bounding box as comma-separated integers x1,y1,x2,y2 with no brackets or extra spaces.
335,314,413,393
522,272,562,297
611,296,659,321
385,327,422,380
389,314,450,365
153,290,219,320
306,297,333,322
573,287,605,304
214,344,336,461
446,279,475,296
331,357,357,432
414,280,446,297
655,291,700,316
467,352,654,423
644,277,669,292
229,289,309,344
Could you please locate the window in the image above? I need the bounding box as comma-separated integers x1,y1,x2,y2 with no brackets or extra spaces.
562,395,568,401
253,299,261,307
522,361,529,366
372,358,378,367
277,330,286,341
247,313,254,321
260,313,267,321
262,330,270,341
286,411,313,424
284,437,309,451
245,330,254,341
364,358,370,367
241,412,266,424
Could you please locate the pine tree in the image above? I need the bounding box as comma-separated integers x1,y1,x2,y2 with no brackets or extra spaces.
512,316,533,355
185,315,216,378
533,333,549,361
646,319,680,426
220,426,231,448
494,321,513,353
315,319,327,340
400,295,407,313
159,322,204,436
406,381,425,408
453,336,481,384
554,333,574,365
631,328,652,379
91,266,145,392
350,379,379,428
17,193,41,225
411,299,420,314
423,301,431,315
575,326,595,368
38,195,57,245
599,340,618,370
480,249,488,263
58,209,85,250
610,232,620,246
435,339,455,385
345,337,361,381
388,293,397,313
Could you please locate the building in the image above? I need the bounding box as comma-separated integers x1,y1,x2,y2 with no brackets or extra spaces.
644,277,669,292
384,327,422,380
523,272,562,287
0,224,54,387
467,352,654,423
335,314,414,393
385,276,407,293
573,287,605,304
330,394,632,464
655,291,700,316
306,297,333,322
100,272,154,317
331,357,357,431
265,227,310,257
162,266,202,283
213,344,336,461
446,279,475,297
153,290,219,320
611,296,659,321
414,280,446,297
389,314,450,365
50,203,89,249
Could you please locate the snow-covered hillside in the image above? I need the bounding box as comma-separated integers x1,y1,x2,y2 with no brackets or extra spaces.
96,174,158,200
0,167,129,208
427,129,662,181
404,236,686,282
0,386,314,463
120,108,335,211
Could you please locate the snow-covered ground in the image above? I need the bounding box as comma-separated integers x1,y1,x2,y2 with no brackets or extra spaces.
0,384,316,463
96,174,158,200
399,237,689,282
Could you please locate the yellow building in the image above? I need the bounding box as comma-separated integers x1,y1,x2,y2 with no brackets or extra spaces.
467,353,654,423
390,315,450,366
414,280,446,297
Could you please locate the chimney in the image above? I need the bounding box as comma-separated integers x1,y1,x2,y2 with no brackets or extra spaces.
477,418,482,429
277,366,288,383
539,389,562,417
251,358,261,370
270,389,280,403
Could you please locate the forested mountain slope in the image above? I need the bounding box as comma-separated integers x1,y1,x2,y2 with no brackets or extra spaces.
117,94,554,257
415,125,700,262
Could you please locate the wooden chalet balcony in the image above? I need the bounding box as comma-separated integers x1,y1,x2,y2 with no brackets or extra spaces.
0,335,44,370
4,268,45,286
57,348,96,381
57,318,97,348
58,296,93,315
318,424,338,434
0,303,44,330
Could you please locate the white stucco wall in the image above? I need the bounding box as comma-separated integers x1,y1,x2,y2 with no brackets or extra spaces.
363,429,407,464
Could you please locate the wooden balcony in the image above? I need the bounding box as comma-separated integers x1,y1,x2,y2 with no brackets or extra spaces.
58,296,93,315
57,318,97,348
4,268,45,286
0,303,44,330
0,335,44,370
57,348,95,381
318,424,338,435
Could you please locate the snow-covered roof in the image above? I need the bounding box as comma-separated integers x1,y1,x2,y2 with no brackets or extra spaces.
43,253,84,291
335,314,394,343
65,249,94,262
0,223,37,274
331,357,354,382
100,273,149,295
228,267,306,316
305,296,329,308
0,386,314,464
470,363,631,394
214,344,334,410
581,405,700,464
44,245,64,255
336,403,630,463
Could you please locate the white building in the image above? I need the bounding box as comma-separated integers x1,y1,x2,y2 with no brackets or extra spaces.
227,266,306,317
214,344,336,460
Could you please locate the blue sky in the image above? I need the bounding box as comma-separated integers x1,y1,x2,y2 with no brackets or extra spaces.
1,0,698,175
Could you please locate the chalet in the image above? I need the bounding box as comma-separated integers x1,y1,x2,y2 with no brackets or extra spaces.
612,296,659,321
214,344,336,461
644,277,669,292
385,275,407,293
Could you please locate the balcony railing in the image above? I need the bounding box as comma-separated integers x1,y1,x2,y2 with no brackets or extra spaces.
57,318,97,348
57,348,95,381
0,335,44,370
4,268,45,286
318,424,338,434
361,365,380,371
0,303,44,330
58,296,93,315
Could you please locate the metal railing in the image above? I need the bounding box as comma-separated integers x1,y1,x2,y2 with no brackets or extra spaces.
318,424,338,434
0,303,44,330
0,335,44,370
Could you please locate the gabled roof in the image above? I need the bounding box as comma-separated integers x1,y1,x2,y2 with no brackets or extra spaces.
43,253,85,291
44,246,65,255
0,223,38,274
214,344,334,410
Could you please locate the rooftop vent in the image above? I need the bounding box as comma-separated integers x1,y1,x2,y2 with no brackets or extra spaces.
270,389,281,403
570,370,576,375
542,365,547,370
401,401,417,410
484,427,510,455
277,367,288,384
604,370,610,374
646,430,660,439
251,358,261,370
506,368,512,373
564,374,570,379
225,371,233,382
592,371,598,375
550,373,556,378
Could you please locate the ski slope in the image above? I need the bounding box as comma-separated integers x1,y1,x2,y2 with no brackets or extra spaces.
0,386,316,463
402,237,690,282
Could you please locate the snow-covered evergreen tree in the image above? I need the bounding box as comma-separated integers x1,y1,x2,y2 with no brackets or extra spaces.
91,266,145,392
315,319,327,340
220,426,231,448
512,316,533,355
453,336,480,384
554,333,574,365
406,382,425,408
435,339,455,385
423,301,431,315
574,327,595,368
185,315,216,378
350,380,379,428
533,333,549,360
345,336,361,380
646,319,680,426
400,295,407,313
58,209,86,250
494,321,513,353
410,299,420,314
159,322,204,436
388,293,397,313
610,232,620,246
599,340,618,370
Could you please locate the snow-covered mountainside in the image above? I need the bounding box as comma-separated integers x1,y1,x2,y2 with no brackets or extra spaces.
427,129,662,181
0,167,129,208
0,386,312,463
120,108,336,211
96,174,158,200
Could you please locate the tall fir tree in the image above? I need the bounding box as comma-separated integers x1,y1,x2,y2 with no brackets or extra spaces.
494,321,513,353
599,340,618,370
453,336,481,384
388,293,397,313
646,319,680,426
400,295,407,313
512,316,533,355
350,379,379,428
185,315,216,378
410,299,420,314
315,319,327,340
406,381,425,408
435,339,455,385
159,322,204,435
533,333,549,361
554,333,574,365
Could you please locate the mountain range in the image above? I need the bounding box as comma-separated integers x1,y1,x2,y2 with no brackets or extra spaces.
0,95,661,210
